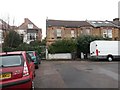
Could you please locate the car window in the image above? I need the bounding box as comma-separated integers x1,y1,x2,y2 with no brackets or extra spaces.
28,52,34,57
0,55,22,67
26,53,33,63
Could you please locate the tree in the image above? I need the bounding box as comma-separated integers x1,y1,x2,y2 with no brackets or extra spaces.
40,37,46,46
77,35,111,58
48,39,77,54
4,30,22,48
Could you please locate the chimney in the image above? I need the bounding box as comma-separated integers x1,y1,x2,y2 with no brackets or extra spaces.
113,18,119,21
24,18,29,22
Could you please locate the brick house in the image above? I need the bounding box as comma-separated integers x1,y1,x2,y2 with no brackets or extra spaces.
46,19,93,46
110,18,120,40
17,18,42,44
46,19,119,46
87,20,117,40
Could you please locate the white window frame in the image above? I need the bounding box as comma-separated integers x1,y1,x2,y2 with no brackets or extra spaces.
103,29,112,38
28,24,33,29
83,29,90,35
107,29,112,38
103,30,107,38
27,33,36,40
56,29,61,37
71,30,75,38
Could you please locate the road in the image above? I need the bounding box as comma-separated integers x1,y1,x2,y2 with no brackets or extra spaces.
34,60,119,88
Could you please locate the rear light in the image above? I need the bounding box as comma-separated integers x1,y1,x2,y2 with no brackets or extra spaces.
34,52,37,56
96,49,99,56
23,61,29,77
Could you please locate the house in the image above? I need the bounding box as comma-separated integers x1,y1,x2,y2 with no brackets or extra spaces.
46,19,120,46
87,20,117,40
110,18,120,40
17,18,42,44
0,19,11,44
46,19,93,46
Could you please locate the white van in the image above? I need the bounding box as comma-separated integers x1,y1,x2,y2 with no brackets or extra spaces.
90,40,120,61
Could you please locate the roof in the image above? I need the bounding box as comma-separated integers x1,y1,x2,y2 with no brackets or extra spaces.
87,21,116,27
47,19,92,27
0,19,11,30
18,18,40,30
111,21,120,28
0,51,26,55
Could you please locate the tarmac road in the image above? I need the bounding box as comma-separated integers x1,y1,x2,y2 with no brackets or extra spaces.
34,60,119,88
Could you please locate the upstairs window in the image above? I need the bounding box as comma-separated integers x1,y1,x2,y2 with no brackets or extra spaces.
28,24,33,29
56,29,61,38
86,29,90,35
108,29,112,38
71,30,75,38
103,29,112,38
27,33,36,40
0,32,3,41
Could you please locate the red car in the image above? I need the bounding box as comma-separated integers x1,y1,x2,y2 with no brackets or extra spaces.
0,51,35,90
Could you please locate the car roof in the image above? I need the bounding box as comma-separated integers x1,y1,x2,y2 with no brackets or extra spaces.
0,51,26,55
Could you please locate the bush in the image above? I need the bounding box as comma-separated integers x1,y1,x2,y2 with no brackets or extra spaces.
48,39,77,54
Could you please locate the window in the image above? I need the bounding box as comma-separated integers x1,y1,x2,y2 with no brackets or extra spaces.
0,32,3,41
71,30,75,38
103,30,107,38
108,29,112,38
56,29,61,38
98,21,102,23
103,29,112,38
86,29,90,34
83,29,90,35
28,24,33,29
26,53,32,63
0,21,2,25
0,55,22,67
27,33,36,40
92,21,96,24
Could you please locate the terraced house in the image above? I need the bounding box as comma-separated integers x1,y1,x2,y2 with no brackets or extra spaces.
87,20,117,40
46,19,119,46
46,19,92,46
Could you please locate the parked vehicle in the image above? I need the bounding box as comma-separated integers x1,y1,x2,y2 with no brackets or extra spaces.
0,51,35,90
90,40,120,61
27,51,41,69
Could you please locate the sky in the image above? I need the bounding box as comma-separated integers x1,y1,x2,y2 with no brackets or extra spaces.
0,0,119,39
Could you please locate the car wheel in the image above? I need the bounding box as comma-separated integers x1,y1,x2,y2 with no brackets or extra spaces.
34,71,36,77
107,56,113,62
35,65,39,69
31,81,34,90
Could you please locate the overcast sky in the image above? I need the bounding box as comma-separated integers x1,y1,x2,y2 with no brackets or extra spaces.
0,0,119,39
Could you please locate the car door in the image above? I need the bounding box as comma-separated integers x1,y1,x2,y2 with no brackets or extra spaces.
26,53,35,79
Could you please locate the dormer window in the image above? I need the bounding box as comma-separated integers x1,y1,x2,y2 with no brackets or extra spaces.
28,24,33,29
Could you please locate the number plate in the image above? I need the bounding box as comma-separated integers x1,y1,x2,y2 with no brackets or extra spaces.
0,73,11,80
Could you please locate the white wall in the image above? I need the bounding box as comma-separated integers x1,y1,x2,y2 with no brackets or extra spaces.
48,53,72,60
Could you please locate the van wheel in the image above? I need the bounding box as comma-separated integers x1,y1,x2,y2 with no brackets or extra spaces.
107,56,113,62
